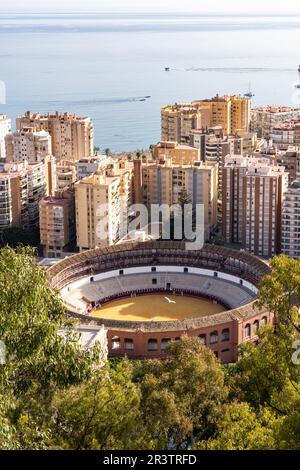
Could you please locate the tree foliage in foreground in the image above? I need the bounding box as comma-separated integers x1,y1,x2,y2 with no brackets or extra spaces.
1,249,300,449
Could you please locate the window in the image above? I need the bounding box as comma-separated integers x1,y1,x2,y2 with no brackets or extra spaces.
221,349,230,353
199,334,207,346
151,266,157,272
253,320,259,334
214,272,218,277
161,338,171,351
148,339,158,351
124,338,134,351
112,336,121,350
261,316,268,326
152,278,157,285
119,270,124,276
210,331,218,344
244,324,251,338
222,328,230,342
166,282,171,290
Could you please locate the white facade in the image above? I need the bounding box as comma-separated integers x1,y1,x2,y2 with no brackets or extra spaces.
5,128,51,164
282,181,300,259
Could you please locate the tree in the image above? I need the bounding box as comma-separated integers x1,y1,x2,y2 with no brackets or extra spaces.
196,403,277,450
50,359,151,450
0,227,40,250
134,336,226,449
104,148,111,157
257,255,300,338
0,246,103,449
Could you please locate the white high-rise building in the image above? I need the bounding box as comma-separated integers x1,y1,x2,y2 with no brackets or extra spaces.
282,181,300,259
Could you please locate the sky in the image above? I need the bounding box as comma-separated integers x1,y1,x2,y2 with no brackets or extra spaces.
2,0,300,15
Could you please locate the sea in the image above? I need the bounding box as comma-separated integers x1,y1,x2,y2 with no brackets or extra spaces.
1,12,300,152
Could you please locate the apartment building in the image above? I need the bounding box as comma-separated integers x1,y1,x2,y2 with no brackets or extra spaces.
161,104,202,144
193,95,251,135
154,141,200,165
251,106,300,139
243,163,288,258
0,171,27,231
271,122,297,150
161,96,251,144
5,127,51,163
222,155,288,257
281,181,300,259
76,155,108,180
275,147,300,184
0,161,46,231
56,160,77,191
75,161,133,250
39,190,75,258
17,111,94,162
141,161,218,240
222,155,250,244
0,114,11,161
44,154,57,196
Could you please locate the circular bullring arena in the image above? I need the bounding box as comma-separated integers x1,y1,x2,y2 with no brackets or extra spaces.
47,241,272,364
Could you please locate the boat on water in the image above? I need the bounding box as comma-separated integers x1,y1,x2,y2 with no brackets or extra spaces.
298,64,300,72
165,67,170,72
244,82,255,98
295,83,300,89
139,99,146,102
145,95,151,98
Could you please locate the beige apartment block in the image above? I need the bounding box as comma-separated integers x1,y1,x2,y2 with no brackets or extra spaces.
251,106,300,139
193,95,251,135
75,161,133,251
5,127,51,163
17,111,94,162
161,104,202,144
56,160,77,191
140,161,218,240
39,190,75,258
44,154,57,196
154,141,200,165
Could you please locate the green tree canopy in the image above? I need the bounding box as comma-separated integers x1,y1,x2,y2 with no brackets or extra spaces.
134,336,226,449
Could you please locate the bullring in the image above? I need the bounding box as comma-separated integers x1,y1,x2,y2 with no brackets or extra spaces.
47,241,272,363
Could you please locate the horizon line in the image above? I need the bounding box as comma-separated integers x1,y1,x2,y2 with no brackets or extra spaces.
2,11,300,16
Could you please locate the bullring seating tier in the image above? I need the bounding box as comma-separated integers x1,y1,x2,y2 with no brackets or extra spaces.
62,272,255,315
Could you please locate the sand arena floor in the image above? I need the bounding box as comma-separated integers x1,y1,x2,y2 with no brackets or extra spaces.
91,294,225,322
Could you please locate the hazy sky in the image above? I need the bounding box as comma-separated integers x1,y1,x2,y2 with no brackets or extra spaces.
3,0,300,14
